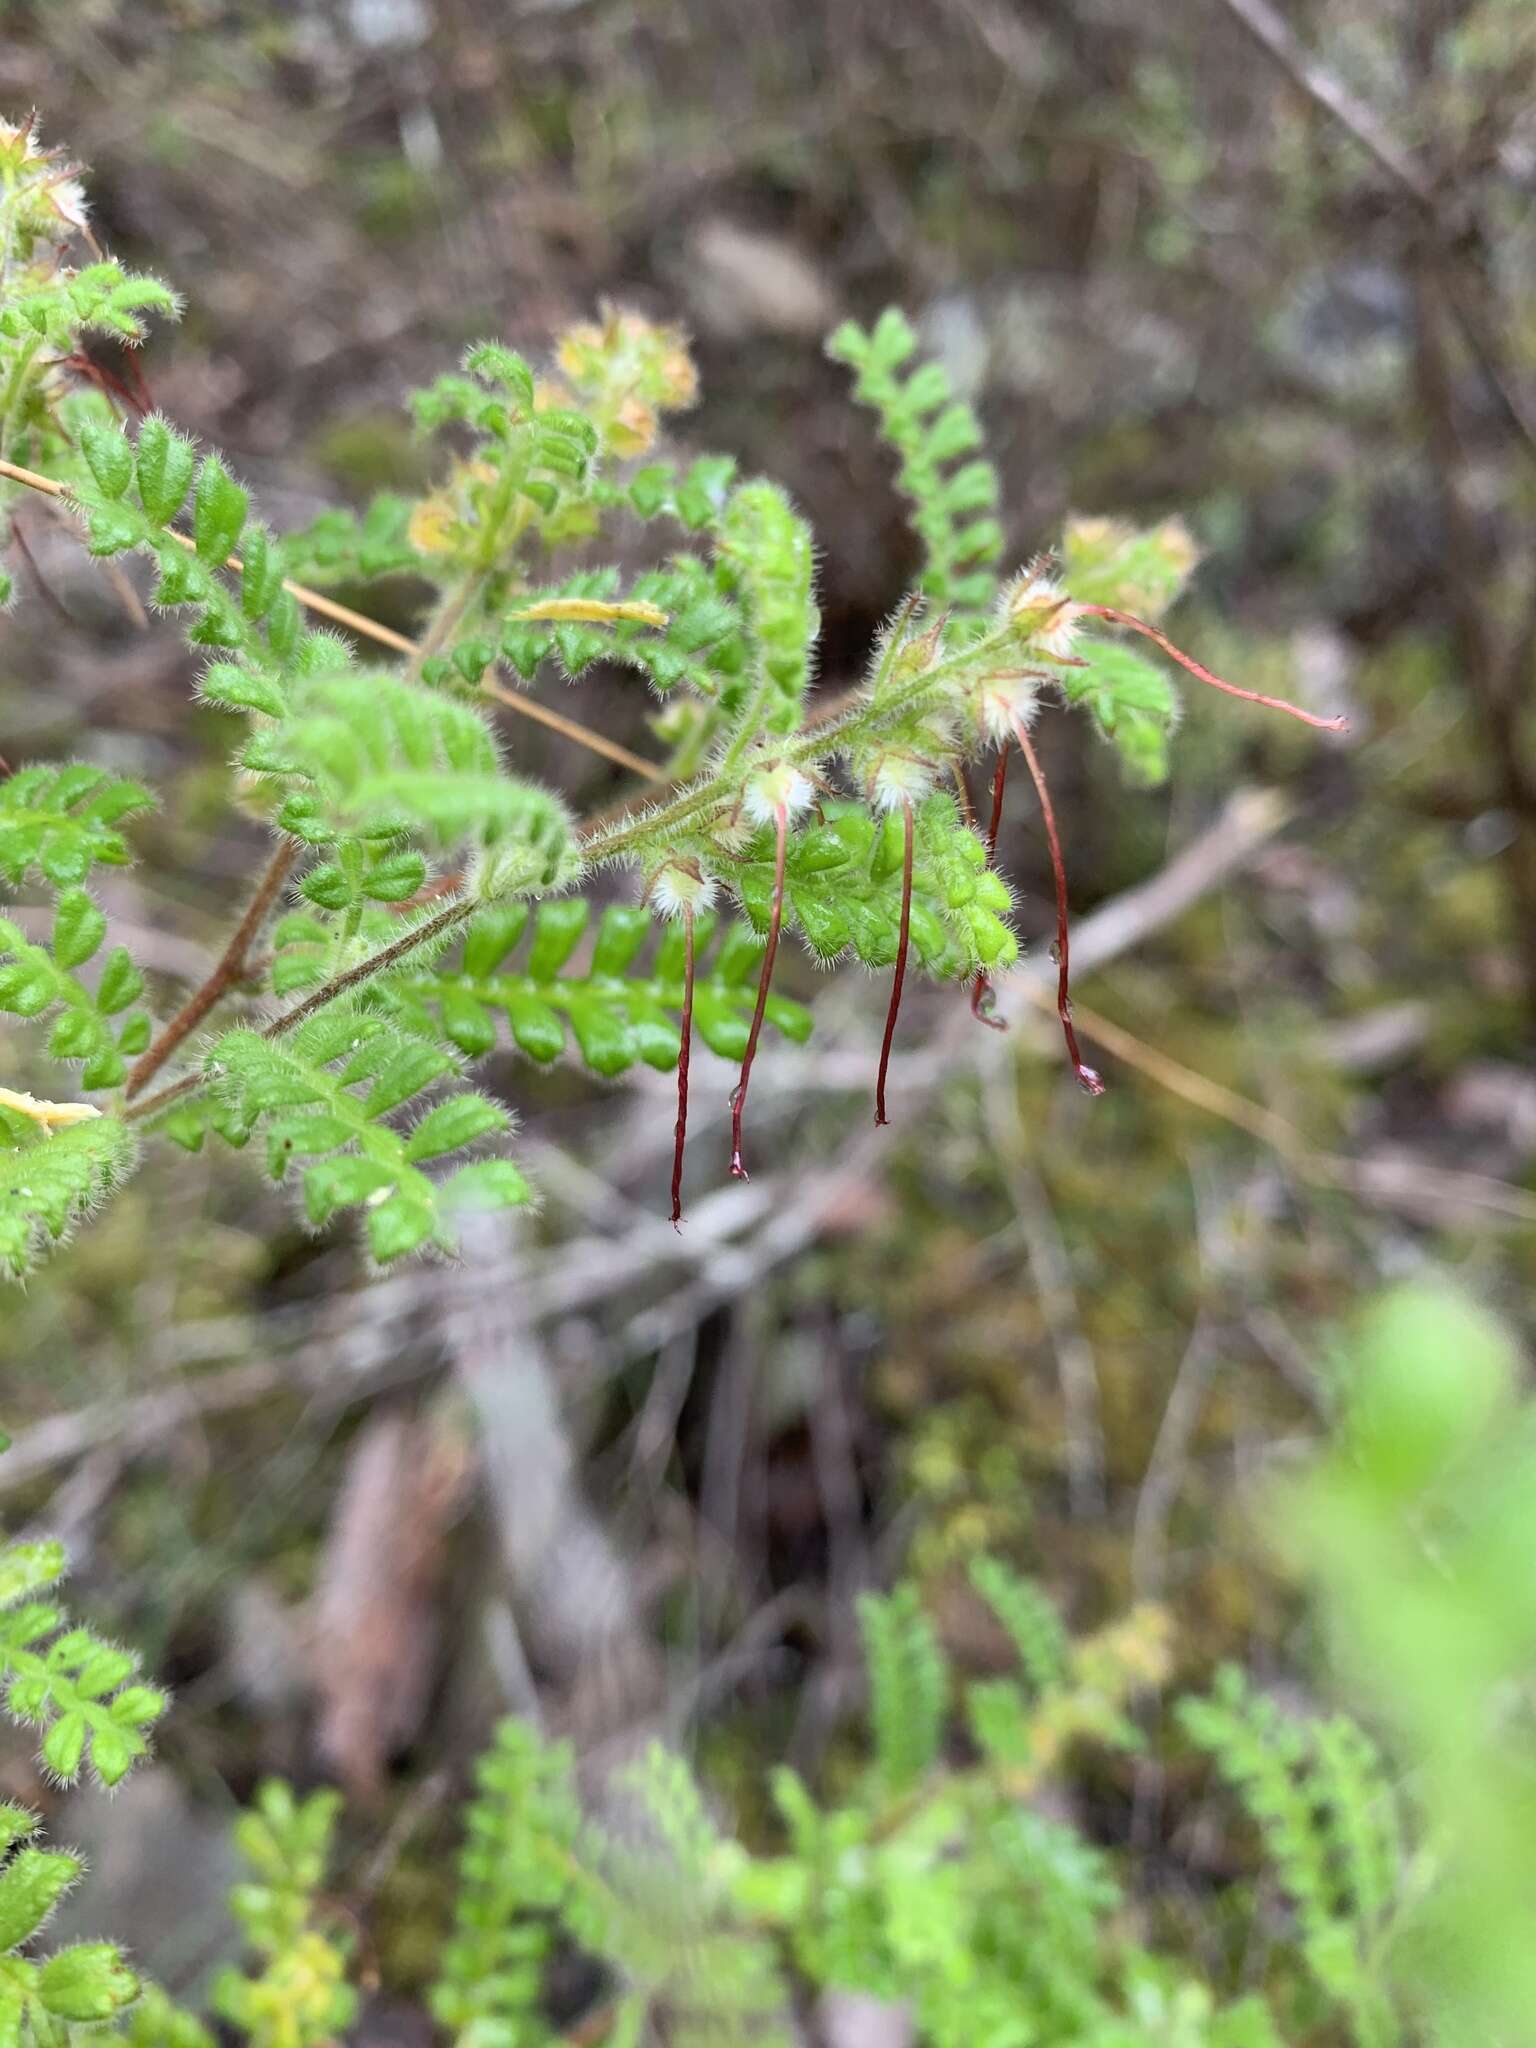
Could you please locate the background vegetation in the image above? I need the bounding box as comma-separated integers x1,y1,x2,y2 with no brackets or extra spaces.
3,0,1536,2040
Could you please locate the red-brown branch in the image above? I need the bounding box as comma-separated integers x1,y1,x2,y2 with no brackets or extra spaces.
1013,718,1104,1097
1077,606,1348,731
730,802,788,1179
125,839,297,1099
875,796,915,1126
670,904,695,1227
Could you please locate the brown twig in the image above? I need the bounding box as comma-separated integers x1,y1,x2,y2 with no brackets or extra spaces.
0,456,666,781
124,840,298,1099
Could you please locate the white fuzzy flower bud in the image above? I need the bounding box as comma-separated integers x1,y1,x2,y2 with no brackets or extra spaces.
648,860,718,920
1003,567,1079,659
974,671,1042,744
868,752,937,814
741,765,815,828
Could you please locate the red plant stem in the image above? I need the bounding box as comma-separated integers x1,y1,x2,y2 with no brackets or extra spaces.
125,839,298,1099
670,905,695,1228
1076,606,1348,731
730,801,788,1179
875,796,915,1126
970,747,1012,1030
1013,717,1105,1097
983,746,1010,861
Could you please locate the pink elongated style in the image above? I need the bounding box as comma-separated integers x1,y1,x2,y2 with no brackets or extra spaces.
969,747,1011,1031
875,796,915,1126
1076,605,1347,732
730,802,789,1179
1013,716,1104,1097
670,904,696,1228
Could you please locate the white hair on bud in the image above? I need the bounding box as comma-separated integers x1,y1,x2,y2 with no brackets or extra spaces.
870,753,936,814
741,766,815,828
1002,567,1080,660
975,672,1041,743
650,864,719,919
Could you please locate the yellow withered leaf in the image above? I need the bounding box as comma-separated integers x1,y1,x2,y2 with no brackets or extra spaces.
0,1085,104,1133
509,597,670,628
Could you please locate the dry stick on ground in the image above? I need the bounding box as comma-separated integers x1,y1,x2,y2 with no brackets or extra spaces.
0,789,1299,1497
1211,0,1536,466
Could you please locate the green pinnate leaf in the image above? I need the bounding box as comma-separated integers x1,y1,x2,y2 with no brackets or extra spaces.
0,1117,139,1282
0,1849,77,1949
78,420,133,499
134,415,196,524
191,453,248,564
37,1943,140,2022
404,1093,508,1164
50,889,105,970
40,1714,86,1783
0,1543,65,1607
440,1159,532,1214
199,662,288,718
94,946,143,1015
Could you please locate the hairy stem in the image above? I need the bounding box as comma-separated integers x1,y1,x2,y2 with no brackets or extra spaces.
125,839,298,1099
670,905,695,1228
1078,606,1347,731
874,796,915,1126
1014,718,1104,1097
729,802,788,1179
124,894,475,1126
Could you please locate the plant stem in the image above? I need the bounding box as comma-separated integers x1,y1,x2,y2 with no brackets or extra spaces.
125,840,298,1099
874,796,914,1126
670,904,695,1228
124,894,474,1126
1078,606,1347,731
1014,717,1103,1097
729,802,788,1179
969,747,1011,1030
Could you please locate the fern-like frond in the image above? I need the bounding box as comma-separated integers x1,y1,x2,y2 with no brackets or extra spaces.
827,308,1003,628
0,1108,138,1282
212,1782,357,2048
715,482,819,738
0,1801,141,2041
1180,1666,1401,2038
0,1513,165,1783
402,900,811,1079
733,797,1015,979
244,669,572,872
497,559,745,702
968,1556,1069,1698
430,1717,583,2045
0,894,150,1089
0,763,156,889
857,1584,948,1796
200,1009,530,1261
